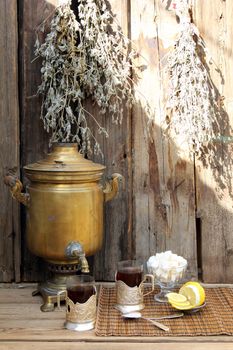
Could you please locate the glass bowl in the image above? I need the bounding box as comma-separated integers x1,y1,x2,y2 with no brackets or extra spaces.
152,262,187,303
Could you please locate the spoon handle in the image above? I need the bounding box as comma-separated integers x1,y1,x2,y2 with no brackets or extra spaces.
149,312,184,320
142,317,170,331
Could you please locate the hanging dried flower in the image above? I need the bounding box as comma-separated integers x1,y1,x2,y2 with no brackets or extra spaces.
163,0,219,154
35,0,134,155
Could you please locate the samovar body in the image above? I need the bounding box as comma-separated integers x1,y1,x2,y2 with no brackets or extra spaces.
5,143,121,310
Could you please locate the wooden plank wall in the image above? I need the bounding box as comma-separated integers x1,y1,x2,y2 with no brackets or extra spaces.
92,0,133,280
0,0,20,282
18,0,59,281
1,0,233,282
131,0,197,279
194,0,233,282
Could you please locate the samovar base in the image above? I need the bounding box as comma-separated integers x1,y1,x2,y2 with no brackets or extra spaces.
32,284,64,312
32,279,67,312
32,262,81,312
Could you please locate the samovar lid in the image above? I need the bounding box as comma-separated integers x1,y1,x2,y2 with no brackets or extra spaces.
24,143,106,183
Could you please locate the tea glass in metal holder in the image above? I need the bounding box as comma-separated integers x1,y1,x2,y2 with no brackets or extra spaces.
62,275,97,331
115,260,154,314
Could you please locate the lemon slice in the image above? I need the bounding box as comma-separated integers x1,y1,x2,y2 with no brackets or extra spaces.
170,300,191,307
179,282,205,307
170,302,193,310
166,292,187,304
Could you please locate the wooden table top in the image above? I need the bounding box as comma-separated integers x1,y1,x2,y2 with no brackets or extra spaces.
0,283,233,350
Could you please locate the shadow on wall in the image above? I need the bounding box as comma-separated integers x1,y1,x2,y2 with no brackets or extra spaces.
129,19,233,283
197,40,233,200
135,104,233,283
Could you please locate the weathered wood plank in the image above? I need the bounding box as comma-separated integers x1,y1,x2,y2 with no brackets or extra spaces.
194,0,233,282
131,1,197,275
0,306,64,320
91,0,132,280
0,0,20,282
18,0,59,281
0,331,232,344
0,342,233,350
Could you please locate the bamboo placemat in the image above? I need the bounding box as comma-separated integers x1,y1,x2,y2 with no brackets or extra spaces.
95,286,233,336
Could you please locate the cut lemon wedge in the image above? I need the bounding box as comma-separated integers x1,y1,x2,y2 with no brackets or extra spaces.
179,282,205,307
170,300,191,308
166,292,187,304
170,302,193,310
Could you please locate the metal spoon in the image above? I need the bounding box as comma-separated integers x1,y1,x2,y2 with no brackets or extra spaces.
145,312,184,320
114,305,183,320
182,302,207,314
122,312,170,331
121,310,184,321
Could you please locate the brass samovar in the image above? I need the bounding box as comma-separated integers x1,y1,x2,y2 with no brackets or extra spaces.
5,143,122,311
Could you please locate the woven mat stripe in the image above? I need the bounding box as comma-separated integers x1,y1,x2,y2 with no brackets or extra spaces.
95,286,233,337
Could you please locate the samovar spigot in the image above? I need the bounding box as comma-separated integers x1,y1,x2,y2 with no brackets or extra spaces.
78,253,89,273
65,241,90,273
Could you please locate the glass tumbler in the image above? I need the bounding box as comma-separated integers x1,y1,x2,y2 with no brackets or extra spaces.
115,260,154,313
65,275,97,331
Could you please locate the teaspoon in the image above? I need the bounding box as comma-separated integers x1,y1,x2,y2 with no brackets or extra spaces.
122,312,170,331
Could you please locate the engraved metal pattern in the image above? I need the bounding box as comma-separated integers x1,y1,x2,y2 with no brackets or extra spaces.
116,280,144,305
66,294,96,323
48,262,80,274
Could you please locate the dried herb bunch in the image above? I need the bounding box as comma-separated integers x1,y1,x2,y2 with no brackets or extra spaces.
35,0,133,155
163,1,218,154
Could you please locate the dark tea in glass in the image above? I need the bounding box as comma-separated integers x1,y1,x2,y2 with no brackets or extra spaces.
116,260,143,287
67,285,95,304
115,260,155,312
65,274,97,331
66,275,96,304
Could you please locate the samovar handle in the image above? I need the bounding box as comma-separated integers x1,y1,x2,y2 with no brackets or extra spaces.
4,174,30,207
103,173,123,202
